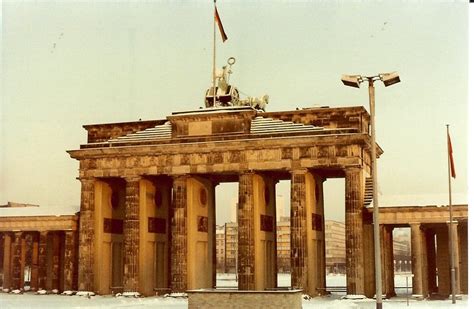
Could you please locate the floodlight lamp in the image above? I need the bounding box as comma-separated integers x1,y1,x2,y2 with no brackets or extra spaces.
379,72,400,87
341,75,362,88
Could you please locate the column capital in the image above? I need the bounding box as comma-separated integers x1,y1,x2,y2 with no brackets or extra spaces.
290,168,308,175
446,220,459,226
123,175,142,183
78,177,95,184
172,174,191,181
344,166,362,174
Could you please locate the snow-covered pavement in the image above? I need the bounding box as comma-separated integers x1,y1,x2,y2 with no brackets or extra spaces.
0,274,468,308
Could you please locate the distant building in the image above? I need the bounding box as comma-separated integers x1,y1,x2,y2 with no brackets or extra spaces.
393,228,411,273
325,220,346,274
216,222,238,273
216,225,225,272
276,216,290,272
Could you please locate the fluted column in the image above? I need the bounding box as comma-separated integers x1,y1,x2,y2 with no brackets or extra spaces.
63,231,76,291
381,225,395,297
237,173,255,290
123,176,141,293
37,231,48,290
290,169,307,290
411,223,428,297
2,233,12,290
11,232,23,290
425,229,437,294
448,221,460,295
345,167,365,295
30,233,39,291
170,175,188,292
238,173,255,290
77,178,95,291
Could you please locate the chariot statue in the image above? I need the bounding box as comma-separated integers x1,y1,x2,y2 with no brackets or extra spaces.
204,57,269,111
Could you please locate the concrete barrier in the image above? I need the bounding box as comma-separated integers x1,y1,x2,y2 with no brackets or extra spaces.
187,289,303,309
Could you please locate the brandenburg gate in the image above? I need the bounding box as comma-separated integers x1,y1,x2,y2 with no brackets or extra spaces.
67,105,378,296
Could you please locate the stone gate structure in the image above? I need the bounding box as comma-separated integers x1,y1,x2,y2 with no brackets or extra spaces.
0,106,468,299
67,106,378,296
0,215,79,292
375,205,468,298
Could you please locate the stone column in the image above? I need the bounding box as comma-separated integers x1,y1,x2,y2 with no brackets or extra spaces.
170,175,188,292
425,229,437,294
448,221,460,295
345,167,365,295
51,233,61,291
30,233,39,291
380,225,395,297
37,231,48,290
78,178,95,291
2,233,12,290
458,222,468,294
63,231,76,291
238,173,255,290
290,169,307,290
411,223,428,297
209,182,217,289
11,232,23,290
435,225,451,296
123,176,141,293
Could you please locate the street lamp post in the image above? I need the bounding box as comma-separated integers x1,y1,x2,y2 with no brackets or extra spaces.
341,72,400,309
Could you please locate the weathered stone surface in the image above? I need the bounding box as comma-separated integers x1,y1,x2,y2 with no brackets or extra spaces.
170,176,188,292
123,177,141,292
63,231,76,291
187,290,302,309
78,178,95,291
345,167,365,295
290,170,307,290
238,173,255,290
11,232,22,290
84,120,164,143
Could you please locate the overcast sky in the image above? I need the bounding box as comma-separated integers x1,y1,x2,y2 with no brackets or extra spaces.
0,0,469,223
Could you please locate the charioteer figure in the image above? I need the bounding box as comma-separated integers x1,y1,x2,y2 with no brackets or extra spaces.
204,57,269,111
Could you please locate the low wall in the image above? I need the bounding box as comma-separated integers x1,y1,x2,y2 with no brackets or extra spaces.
187,289,302,309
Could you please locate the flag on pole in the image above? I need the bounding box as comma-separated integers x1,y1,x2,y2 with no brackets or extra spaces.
214,6,228,42
448,132,456,178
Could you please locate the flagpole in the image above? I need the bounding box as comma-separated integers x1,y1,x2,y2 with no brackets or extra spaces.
446,124,456,304
212,0,217,107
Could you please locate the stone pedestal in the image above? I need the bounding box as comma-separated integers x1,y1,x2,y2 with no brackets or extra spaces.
123,177,141,293
78,178,95,291
345,167,365,295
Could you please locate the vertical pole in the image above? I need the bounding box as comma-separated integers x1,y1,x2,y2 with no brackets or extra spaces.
446,124,456,304
369,78,383,309
212,1,217,107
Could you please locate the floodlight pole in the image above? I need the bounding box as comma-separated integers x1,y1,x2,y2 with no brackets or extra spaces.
368,77,383,309
342,72,399,309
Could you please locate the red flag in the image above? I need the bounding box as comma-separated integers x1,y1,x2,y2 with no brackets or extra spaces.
448,132,456,178
214,6,228,42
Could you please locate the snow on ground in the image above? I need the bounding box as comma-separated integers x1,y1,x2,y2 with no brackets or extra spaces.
0,274,468,308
